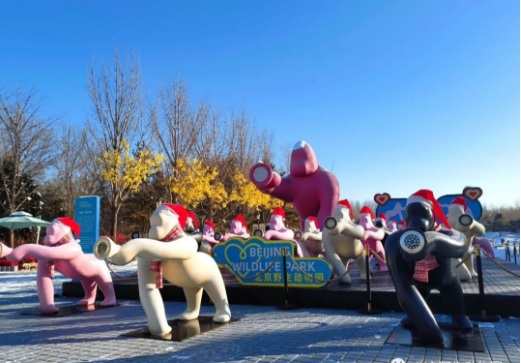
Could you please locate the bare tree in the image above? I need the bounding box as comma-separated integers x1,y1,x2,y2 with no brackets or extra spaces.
87,48,151,239
0,87,57,246
154,79,201,202
53,123,97,216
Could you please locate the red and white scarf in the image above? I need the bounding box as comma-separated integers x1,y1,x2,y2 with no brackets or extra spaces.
47,233,73,278
151,224,183,289
413,255,439,283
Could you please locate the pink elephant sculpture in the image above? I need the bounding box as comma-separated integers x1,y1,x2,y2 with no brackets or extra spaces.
472,237,495,258
398,221,405,230
223,215,250,241
0,217,116,314
263,207,303,257
202,221,220,246
249,140,340,230
359,206,388,272
387,220,398,233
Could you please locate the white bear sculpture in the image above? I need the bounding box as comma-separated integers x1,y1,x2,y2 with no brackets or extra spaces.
322,199,368,284
94,204,231,337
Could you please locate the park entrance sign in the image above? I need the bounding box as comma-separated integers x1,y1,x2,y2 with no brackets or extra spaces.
74,196,101,254
212,237,332,288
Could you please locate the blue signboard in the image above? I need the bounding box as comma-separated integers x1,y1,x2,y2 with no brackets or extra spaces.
212,237,333,288
375,198,407,223
74,196,101,254
438,194,483,221
375,188,484,225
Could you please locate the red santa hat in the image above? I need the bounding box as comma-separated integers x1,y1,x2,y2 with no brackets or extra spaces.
204,221,215,230
233,214,248,231
271,207,286,220
406,190,451,229
398,221,405,226
157,203,188,230
187,211,199,229
449,197,467,212
376,213,387,223
53,217,81,238
306,216,319,229
359,206,374,220
388,220,397,226
337,199,354,219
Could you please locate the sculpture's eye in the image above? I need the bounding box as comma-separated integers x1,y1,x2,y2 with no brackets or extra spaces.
459,214,473,227
325,217,337,229
97,242,108,255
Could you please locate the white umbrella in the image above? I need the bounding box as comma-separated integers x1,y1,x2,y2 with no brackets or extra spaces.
0,211,50,230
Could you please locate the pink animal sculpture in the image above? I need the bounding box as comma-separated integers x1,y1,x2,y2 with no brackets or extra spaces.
387,220,398,232
298,217,324,258
223,215,250,241
398,221,405,230
264,207,294,241
249,140,340,230
202,221,220,246
263,207,303,257
0,217,116,314
359,206,388,272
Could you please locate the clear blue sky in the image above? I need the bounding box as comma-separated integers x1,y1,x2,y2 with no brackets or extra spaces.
1,1,519,206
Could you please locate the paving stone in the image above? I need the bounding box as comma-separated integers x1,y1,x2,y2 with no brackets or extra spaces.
0,278,520,363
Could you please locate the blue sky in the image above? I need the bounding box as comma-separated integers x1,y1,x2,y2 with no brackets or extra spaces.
1,1,519,206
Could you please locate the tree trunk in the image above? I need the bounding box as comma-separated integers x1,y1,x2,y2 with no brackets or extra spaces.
111,205,118,242
208,199,214,221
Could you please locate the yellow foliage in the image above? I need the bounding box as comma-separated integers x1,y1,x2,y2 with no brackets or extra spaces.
99,140,164,195
229,170,283,211
169,158,228,209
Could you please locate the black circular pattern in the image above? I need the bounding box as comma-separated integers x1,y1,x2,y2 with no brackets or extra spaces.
404,234,421,250
97,242,108,254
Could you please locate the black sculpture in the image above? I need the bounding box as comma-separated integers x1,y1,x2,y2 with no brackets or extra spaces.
385,189,473,345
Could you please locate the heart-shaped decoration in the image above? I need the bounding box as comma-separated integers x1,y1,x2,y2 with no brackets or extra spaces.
374,193,391,206
463,187,483,201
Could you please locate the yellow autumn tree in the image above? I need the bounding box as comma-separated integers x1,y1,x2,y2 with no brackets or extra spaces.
229,170,283,221
169,158,228,211
99,140,164,240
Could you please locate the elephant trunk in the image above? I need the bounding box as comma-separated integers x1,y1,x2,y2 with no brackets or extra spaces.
0,242,13,258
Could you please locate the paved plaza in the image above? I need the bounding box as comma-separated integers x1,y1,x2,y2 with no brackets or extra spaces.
0,273,519,363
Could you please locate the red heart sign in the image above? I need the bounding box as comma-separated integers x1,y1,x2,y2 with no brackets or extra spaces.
374,193,391,206
463,187,483,201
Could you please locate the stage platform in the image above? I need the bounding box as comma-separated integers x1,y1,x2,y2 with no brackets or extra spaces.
62,257,520,317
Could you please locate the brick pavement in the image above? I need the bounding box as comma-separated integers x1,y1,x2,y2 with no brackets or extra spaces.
0,280,519,363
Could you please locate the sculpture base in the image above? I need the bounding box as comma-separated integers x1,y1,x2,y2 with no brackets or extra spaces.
276,303,299,310
357,307,383,315
22,303,121,317
386,320,484,352
122,316,240,342
469,314,501,322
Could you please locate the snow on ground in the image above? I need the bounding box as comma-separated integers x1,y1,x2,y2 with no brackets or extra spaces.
0,261,138,299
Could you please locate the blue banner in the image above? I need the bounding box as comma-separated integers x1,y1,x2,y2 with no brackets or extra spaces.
74,196,101,254
212,237,332,288
438,194,483,221
376,194,483,224
376,198,407,223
